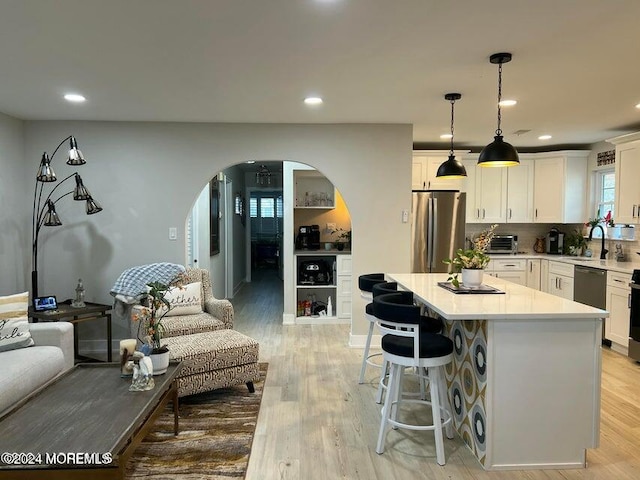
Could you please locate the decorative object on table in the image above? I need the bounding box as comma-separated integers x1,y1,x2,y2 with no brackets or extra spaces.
71,278,86,308
437,282,505,295
129,351,155,391
120,338,137,377
31,135,103,298
533,236,546,253
436,92,467,178
477,53,519,167
443,224,497,288
131,274,186,375
564,229,588,256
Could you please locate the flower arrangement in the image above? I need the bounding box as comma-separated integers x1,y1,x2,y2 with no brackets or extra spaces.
443,224,498,287
330,227,351,243
132,275,185,354
585,209,614,228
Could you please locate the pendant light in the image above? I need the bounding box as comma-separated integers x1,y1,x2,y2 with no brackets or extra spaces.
436,93,467,178
478,52,519,167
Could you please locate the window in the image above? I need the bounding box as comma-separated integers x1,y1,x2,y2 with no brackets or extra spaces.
249,191,283,236
594,169,615,220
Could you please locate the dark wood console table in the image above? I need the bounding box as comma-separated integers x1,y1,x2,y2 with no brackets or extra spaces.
29,301,113,362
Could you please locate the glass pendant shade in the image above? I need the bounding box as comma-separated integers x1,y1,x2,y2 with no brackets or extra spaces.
67,136,86,165
36,153,57,182
478,135,520,167
436,154,467,178
73,174,91,200
43,200,62,226
85,196,103,215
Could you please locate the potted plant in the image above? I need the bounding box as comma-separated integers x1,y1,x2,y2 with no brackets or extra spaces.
443,224,497,288
132,276,184,374
564,229,588,256
331,227,351,251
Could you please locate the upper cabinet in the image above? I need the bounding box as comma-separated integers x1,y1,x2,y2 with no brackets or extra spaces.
532,151,588,224
461,155,533,224
609,133,640,225
294,170,335,209
412,150,469,191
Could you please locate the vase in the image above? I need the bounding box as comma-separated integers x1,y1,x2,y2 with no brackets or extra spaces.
461,268,483,288
149,350,170,375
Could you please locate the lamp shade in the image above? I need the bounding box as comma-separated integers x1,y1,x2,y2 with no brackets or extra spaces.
85,196,103,215
36,153,57,182
436,155,467,178
477,135,520,167
67,136,86,165
73,174,91,200
43,200,62,226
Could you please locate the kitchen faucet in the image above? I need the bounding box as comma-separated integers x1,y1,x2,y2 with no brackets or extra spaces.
588,224,608,259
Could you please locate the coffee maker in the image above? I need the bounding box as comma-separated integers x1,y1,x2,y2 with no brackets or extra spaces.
546,227,565,254
295,225,320,250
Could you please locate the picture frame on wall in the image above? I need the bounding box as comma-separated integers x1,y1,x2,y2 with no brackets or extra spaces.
210,177,220,256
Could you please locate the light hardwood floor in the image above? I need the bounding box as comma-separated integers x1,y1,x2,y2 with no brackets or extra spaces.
233,269,640,480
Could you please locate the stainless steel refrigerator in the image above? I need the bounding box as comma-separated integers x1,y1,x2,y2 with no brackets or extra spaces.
411,190,466,273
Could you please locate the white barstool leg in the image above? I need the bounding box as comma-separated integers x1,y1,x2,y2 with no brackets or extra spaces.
437,369,454,440
359,319,375,383
376,362,400,454
375,358,388,404
428,366,446,466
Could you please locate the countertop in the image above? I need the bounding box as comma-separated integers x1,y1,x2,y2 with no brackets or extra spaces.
387,273,608,321
489,252,640,275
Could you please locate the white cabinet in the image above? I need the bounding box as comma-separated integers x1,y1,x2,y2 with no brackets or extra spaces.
609,135,640,224
295,253,351,323
486,258,527,286
540,259,549,293
548,261,574,300
462,156,533,223
605,271,631,349
533,152,588,223
506,158,535,222
412,151,469,191
526,259,541,290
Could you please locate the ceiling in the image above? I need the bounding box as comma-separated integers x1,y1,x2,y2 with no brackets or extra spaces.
2,0,640,150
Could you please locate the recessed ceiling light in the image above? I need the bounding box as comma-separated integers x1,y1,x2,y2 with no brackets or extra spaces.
440,134,453,139
538,134,552,140
499,99,517,107
636,103,640,109
64,93,86,103
304,96,323,106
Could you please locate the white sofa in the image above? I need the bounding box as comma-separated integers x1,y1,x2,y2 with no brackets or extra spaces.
0,322,74,416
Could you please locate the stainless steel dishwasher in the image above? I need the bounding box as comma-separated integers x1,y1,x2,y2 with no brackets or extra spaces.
573,265,609,346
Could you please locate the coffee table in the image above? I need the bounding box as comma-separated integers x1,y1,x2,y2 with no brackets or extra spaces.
0,362,182,479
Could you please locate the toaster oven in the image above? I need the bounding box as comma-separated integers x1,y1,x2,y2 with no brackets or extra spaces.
487,235,518,254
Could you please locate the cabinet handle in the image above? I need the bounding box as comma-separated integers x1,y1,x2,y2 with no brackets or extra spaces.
535,208,538,218
477,208,480,219
633,205,637,218
558,277,562,290
529,263,533,273
629,293,632,309
482,208,486,219
504,264,516,267
509,208,512,219
614,278,624,283
423,181,426,189
428,181,431,189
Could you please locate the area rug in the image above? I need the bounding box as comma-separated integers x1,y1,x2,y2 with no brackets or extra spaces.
126,363,268,479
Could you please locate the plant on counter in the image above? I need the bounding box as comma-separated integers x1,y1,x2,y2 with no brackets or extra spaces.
585,209,614,228
564,229,588,256
330,227,351,250
443,224,497,287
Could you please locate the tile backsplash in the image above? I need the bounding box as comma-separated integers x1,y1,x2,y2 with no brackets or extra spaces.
465,223,639,260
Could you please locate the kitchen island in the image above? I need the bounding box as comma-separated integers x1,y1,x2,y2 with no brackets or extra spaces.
387,273,608,471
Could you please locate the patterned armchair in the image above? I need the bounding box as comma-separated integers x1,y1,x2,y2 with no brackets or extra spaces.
130,267,233,340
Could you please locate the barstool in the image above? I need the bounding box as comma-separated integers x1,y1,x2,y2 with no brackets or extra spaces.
372,285,444,404
373,292,454,465
357,273,386,384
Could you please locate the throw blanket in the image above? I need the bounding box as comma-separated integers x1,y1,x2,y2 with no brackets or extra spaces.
110,262,186,302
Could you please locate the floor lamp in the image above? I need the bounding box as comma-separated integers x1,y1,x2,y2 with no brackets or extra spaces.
31,135,103,298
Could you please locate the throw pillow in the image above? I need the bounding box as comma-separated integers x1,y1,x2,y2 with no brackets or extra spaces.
163,282,203,316
0,292,34,352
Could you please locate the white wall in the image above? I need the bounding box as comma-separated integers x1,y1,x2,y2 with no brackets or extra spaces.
23,121,412,344
0,113,27,295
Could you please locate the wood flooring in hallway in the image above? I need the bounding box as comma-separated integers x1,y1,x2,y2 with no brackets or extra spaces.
232,269,640,480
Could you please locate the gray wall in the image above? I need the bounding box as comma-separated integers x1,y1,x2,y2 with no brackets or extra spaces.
21,121,412,344
0,113,27,295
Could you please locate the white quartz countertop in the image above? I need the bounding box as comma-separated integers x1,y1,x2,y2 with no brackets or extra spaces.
387,273,609,321
489,253,640,275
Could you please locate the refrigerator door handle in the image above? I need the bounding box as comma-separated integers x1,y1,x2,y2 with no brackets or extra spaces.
428,197,437,271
